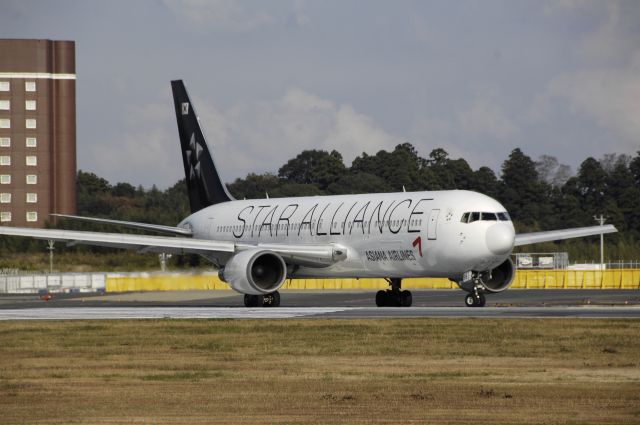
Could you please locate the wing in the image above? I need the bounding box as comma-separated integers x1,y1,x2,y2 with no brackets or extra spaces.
52,214,193,236
514,224,617,247
0,226,344,268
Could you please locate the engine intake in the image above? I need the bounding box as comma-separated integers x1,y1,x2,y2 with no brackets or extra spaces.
481,258,515,293
219,249,287,295
456,258,515,293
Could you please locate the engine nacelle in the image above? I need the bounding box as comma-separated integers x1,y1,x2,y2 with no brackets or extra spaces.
480,258,515,293
219,249,287,295
457,258,515,293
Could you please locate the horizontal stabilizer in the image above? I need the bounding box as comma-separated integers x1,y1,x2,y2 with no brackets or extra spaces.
514,225,617,247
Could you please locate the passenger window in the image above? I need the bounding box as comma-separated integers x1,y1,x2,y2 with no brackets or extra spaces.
461,212,470,223
469,212,480,223
481,212,497,221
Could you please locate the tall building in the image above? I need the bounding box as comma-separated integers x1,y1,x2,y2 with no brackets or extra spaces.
0,39,76,227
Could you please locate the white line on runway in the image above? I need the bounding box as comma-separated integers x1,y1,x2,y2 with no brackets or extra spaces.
1,306,640,320
0,307,351,320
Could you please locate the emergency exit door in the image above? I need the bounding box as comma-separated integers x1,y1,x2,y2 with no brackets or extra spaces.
428,209,439,240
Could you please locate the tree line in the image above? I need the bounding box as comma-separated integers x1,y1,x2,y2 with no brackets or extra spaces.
1,143,639,271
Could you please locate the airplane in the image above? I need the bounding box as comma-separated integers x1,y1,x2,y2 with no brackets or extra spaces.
0,80,618,308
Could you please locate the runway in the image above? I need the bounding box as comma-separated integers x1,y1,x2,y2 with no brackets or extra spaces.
0,289,639,319
0,305,639,320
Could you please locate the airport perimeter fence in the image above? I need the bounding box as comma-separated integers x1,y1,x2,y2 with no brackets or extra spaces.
1,270,640,294
0,273,106,294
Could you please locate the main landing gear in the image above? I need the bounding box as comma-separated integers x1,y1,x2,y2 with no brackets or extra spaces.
376,278,412,307
244,291,280,307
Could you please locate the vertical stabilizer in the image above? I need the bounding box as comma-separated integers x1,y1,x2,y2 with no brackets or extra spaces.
171,80,235,213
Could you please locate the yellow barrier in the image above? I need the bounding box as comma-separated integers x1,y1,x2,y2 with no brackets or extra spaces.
105,270,640,292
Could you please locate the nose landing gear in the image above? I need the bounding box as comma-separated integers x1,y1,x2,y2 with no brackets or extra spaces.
464,291,486,307
376,278,412,307
464,277,487,307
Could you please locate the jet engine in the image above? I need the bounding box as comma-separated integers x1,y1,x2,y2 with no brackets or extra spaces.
457,258,515,293
219,249,287,295
480,258,515,293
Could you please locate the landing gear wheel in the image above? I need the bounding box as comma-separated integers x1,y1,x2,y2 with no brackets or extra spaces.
376,278,413,307
464,293,486,307
465,294,476,307
244,294,262,307
264,291,281,307
400,290,413,307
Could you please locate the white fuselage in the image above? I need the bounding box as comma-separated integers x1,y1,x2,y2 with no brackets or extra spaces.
180,190,516,280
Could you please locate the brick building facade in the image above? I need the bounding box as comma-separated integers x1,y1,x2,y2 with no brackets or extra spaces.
0,39,76,227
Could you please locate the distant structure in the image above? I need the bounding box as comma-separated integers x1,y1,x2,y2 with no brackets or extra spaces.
0,39,76,227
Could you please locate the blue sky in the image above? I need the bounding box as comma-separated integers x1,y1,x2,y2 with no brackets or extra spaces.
2,0,639,188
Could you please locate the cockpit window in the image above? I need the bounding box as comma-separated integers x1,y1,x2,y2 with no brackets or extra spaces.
461,211,511,223
497,212,510,221
481,212,497,221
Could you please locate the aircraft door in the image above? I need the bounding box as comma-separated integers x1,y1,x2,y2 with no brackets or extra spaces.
427,209,439,240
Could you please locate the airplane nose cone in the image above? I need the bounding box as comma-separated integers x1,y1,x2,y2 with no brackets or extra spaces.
486,223,515,255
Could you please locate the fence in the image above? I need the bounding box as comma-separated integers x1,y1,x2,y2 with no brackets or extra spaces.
0,273,106,294
105,270,640,292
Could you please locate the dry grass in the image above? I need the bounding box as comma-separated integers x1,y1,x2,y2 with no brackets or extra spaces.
0,319,639,424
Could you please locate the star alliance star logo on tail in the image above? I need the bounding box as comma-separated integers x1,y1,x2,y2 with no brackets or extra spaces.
185,133,203,181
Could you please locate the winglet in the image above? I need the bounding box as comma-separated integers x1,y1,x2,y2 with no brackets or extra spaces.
171,80,235,213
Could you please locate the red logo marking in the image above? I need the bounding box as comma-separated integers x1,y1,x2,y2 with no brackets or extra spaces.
412,236,423,257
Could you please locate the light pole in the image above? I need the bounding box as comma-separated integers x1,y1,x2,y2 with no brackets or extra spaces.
594,215,606,269
47,240,55,273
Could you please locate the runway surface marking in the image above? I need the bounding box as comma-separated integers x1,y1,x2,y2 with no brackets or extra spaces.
0,307,348,320
1,306,640,320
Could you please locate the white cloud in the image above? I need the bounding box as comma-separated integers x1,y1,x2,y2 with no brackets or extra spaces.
546,62,640,143
535,1,640,152
456,97,519,141
191,88,401,180
410,93,520,171
162,0,275,32
86,103,181,188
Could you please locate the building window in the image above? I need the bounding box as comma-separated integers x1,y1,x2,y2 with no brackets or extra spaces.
0,82,9,91
0,119,9,129
26,193,37,203
26,212,37,222
0,100,9,110
25,100,36,111
0,156,10,166
26,156,37,166
0,175,10,184
1,212,11,222
0,193,10,203
25,81,36,92
26,137,36,148
26,174,37,185
0,138,9,147
25,119,36,129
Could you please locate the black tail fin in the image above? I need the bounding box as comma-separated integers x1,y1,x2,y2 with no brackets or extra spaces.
171,80,235,213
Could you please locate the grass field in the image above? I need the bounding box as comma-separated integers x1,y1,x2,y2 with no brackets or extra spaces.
1,318,639,424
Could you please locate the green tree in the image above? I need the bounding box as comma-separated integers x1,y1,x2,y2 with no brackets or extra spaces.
227,173,282,200
499,148,550,228
278,150,346,190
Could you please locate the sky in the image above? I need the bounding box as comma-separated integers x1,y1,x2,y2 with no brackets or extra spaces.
1,0,639,189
